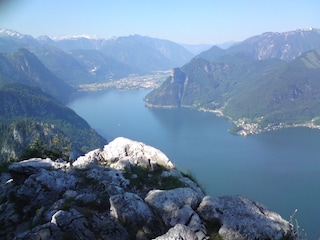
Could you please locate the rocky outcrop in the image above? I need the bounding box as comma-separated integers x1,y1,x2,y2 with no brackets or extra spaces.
0,137,297,239
197,196,293,240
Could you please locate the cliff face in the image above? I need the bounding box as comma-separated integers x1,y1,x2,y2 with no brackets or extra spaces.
0,137,296,240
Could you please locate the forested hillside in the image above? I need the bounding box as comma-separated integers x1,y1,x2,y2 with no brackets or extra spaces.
145,29,320,135
0,48,74,103
0,84,107,163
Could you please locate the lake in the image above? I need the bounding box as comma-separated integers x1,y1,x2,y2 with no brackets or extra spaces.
68,89,320,239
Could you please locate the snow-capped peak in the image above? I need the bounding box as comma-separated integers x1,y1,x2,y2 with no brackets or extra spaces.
51,34,99,40
0,28,25,39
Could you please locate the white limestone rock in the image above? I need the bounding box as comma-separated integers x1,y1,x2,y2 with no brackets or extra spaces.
197,195,294,240
101,137,174,170
72,148,101,169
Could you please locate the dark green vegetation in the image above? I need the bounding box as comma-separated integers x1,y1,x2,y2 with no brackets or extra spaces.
0,48,74,103
124,165,186,191
145,29,320,134
0,84,107,164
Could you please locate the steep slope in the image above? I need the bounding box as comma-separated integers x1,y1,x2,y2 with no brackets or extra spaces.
0,48,74,103
0,83,107,163
224,49,320,130
145,47,320,135
145,54,285,110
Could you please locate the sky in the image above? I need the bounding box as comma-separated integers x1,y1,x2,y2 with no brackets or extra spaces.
0,0,319,44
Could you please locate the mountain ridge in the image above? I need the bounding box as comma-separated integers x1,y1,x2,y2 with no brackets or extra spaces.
198,28,320,63
0,28,195,84
145,28,320,135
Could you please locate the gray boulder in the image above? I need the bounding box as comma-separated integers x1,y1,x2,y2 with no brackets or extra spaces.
153,224,200,240
9,158,69,173
197,195,294,240
16,168,77,203
51,209,95,239
90,213,129,240
145,187,204,235
85,167,129,196
110,192,155,226
8,158,69,183
110,192,162,238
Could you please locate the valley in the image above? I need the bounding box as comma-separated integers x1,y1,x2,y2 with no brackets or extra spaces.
1,27,320,239
76,70,170,91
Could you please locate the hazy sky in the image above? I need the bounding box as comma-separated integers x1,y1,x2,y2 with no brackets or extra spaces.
1,0,319,44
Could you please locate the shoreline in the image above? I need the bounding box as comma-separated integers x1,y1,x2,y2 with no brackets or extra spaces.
145,103,320,136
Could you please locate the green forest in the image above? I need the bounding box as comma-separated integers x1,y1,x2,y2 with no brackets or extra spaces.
0,83,107,164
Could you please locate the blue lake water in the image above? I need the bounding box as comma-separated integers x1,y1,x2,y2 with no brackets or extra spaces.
68,89,320,239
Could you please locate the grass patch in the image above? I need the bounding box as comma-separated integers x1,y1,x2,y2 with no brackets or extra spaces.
160,175,186,190
124,166,186,191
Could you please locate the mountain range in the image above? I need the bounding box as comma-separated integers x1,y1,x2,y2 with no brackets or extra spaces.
0,29,194,85
145,28,320,135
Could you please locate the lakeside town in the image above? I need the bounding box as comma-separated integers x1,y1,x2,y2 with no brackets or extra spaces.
76,71,170,91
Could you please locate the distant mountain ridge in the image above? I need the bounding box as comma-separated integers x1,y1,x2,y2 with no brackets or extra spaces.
0,29,195,85
198,28,320,62
145,28,320,135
